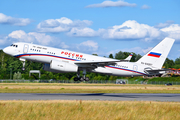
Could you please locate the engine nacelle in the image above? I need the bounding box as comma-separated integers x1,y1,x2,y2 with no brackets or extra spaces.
43,63,59,73
50,60,78,72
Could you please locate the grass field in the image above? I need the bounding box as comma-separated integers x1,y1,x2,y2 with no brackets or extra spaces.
0,83,180,93
0,100,180,120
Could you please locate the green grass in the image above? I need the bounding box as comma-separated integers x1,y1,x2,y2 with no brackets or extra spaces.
0,100,180,120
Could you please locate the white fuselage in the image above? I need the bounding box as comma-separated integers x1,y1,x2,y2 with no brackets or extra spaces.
3,42,148,77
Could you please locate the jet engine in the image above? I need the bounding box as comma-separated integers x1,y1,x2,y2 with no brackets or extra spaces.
43,63,59,73
50,60,78,72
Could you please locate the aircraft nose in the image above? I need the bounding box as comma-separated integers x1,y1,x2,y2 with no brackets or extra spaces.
3,47,8,54
3,47,12,55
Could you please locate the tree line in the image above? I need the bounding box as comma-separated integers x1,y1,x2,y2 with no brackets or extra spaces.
0,50,179,80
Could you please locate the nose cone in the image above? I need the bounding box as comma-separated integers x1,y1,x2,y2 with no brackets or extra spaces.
3,47,9,54
3,47,14,55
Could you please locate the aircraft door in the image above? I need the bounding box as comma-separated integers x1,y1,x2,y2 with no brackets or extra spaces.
133,65,138,71
23,44,29,53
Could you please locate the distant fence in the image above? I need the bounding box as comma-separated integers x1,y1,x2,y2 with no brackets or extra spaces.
1,80,180,85
0,80,116,84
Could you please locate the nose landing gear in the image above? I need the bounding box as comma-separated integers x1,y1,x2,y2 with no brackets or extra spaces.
22,61,25,71
19,58,26,71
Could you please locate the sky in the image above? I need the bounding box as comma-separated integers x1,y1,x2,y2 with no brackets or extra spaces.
0,0,180,60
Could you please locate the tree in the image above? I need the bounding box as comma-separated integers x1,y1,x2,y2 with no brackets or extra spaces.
115,51,125,60
131,54,142,62
92,54,98,56
163,58,175,68
175,57,180,65
109,54,114,58
13,72,22,80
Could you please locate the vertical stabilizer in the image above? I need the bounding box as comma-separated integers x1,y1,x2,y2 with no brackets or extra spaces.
136,37,175,69
124,53,133,62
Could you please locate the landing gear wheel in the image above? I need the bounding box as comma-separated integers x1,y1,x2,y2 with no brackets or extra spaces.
85,77,89,81
22,67,25,71
74,77,79,81
80,77,84,81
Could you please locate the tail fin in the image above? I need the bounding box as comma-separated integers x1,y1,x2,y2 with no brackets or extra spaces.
136,37,175,69
124,53,133,62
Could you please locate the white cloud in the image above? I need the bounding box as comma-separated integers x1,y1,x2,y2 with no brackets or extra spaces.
67,27,97,37
0,38,5,44
67,20,180,42
8,30,27,39
101,20,162,41
37,17,180,43
155,20,174,28
161,24,180,40
86,0,136,8
141,5,151,9
75,40,99,53
107,47,153,56
1,30,67,48
37,17,93,33
59,42,69,49
7,30,53,45
0,13,31,26
28,32,53,45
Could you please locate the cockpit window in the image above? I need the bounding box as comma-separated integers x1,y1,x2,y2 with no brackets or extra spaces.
11,44,18,48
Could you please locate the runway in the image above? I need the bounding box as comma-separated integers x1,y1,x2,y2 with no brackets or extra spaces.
0,93,180,101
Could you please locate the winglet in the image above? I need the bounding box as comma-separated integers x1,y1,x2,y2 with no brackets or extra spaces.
124,53,133,62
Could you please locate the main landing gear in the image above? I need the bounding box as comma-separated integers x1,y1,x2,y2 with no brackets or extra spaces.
74,69,89,81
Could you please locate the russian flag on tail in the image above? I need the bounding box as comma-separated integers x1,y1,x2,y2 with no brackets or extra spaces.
148,52,161,58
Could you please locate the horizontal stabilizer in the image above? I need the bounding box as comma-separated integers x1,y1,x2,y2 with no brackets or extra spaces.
144,68,170,75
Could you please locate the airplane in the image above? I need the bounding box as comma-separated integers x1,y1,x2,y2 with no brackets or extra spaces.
3,37,175,81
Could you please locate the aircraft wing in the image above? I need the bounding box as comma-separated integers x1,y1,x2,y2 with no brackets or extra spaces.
74,53,133,68
74,60,120,66
74,60,123,69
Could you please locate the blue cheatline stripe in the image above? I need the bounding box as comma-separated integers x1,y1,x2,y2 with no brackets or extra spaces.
14,53,80,61
106,65,147,76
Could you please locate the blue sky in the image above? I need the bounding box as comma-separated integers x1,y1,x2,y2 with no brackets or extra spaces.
0,0,180,60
